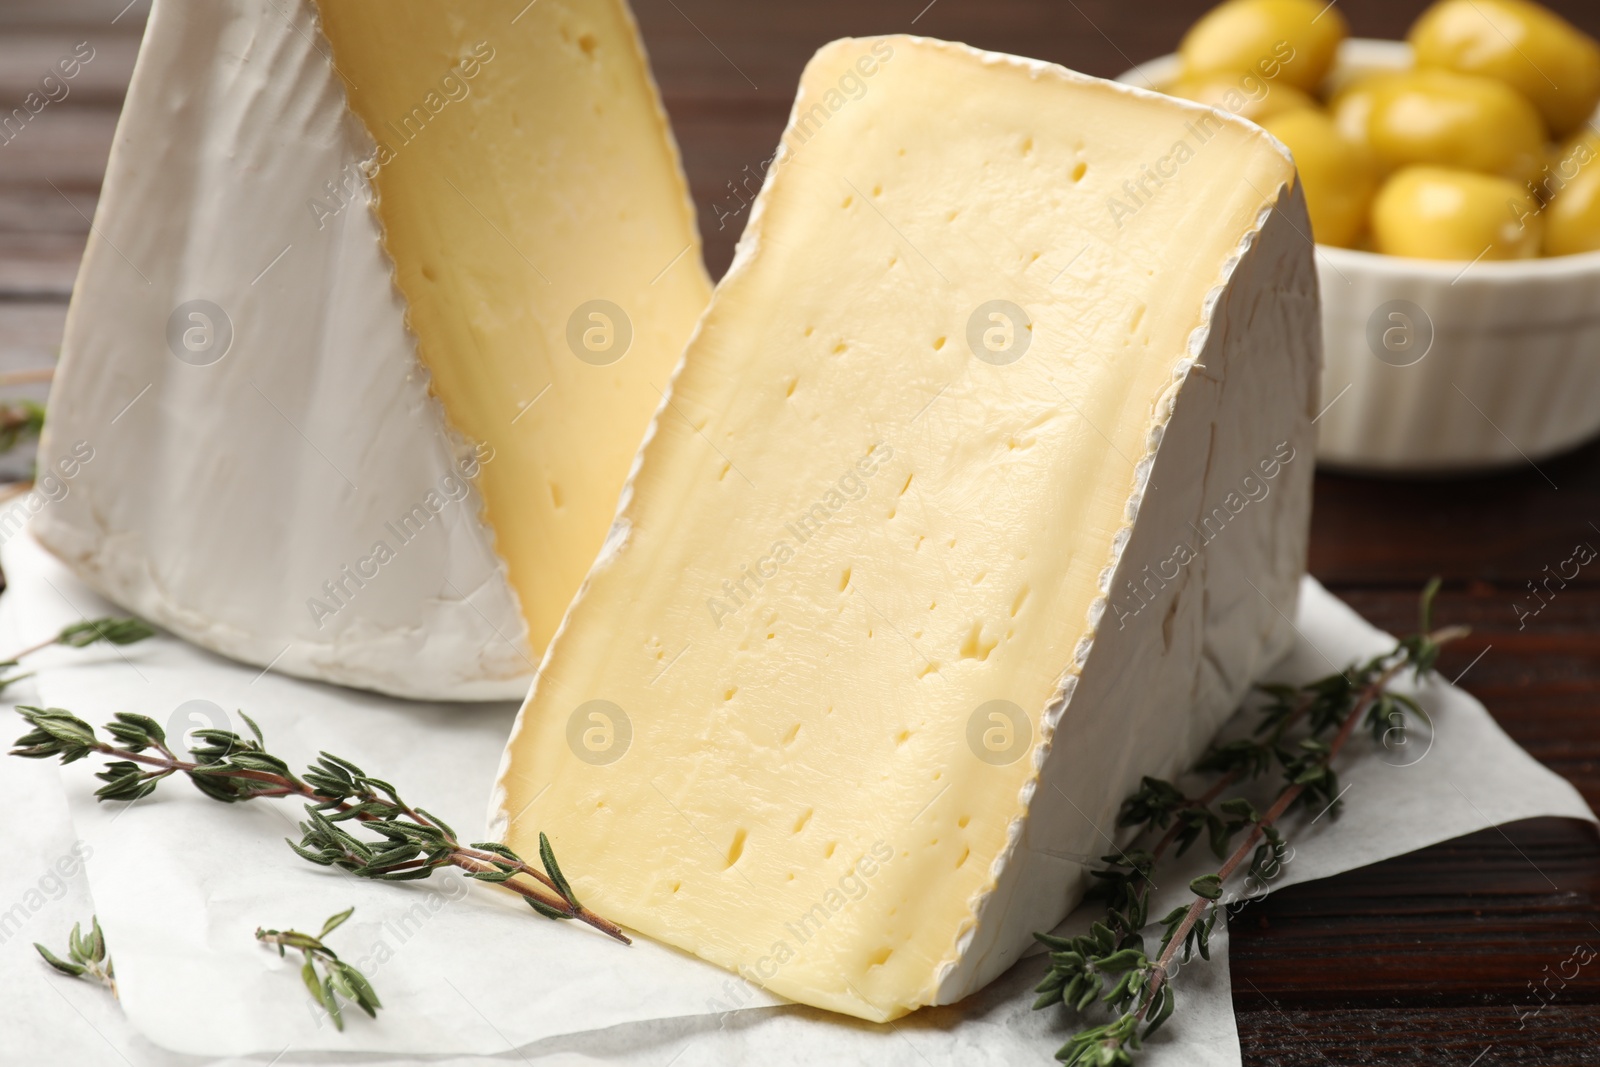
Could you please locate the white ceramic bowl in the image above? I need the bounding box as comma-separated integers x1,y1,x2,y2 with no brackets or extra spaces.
1122,39,1600,475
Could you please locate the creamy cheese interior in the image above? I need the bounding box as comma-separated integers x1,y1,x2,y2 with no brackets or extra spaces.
315,0,711,653
495,37,1296,1020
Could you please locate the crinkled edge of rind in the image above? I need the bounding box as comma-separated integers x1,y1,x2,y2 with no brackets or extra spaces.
306,0,535,685
912,37,1297,1010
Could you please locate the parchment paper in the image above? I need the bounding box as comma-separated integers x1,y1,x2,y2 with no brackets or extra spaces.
0,527,1589,1065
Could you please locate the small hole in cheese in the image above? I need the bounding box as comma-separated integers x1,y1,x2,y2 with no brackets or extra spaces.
726,829,747,868
959,622,997,661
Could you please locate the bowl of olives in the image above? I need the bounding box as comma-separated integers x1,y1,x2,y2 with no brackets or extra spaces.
1123,0,1600,474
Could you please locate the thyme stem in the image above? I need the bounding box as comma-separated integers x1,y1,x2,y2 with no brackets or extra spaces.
91,736,626,943
1141,624,1467,1017
1034,582,1470,1065
11,708,630,945
5,632,63,663
1147,769,1242,864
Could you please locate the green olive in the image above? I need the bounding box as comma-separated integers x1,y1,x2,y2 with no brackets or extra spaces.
1366,69,1547,182
1545,168,1600,255
1259,108,1379,247
1179,0,1348,92
1328,70,1407,145
1543,132,1600,254
1371,165,1541,260
1410,0,1600,138
1166,72,1317,122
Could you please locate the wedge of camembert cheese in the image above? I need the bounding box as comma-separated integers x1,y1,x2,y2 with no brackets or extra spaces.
33,0,709,699
493,37,1320,1019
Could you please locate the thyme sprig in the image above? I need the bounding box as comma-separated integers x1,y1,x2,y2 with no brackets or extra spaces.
1033,579,1468,1064
10,707,629,944
35,915,115,994
0,397,44,455
0,616,155,694
256,907,381,1030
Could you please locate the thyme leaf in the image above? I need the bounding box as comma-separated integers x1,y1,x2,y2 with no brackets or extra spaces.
1033,580,1468,1062
34,915,115,995
256,908,380,1031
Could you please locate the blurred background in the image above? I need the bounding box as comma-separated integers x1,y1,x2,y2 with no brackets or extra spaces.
6,0,1598,277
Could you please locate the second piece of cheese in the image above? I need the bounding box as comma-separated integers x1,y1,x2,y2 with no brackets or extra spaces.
494,36,1319,1020
34,0,708,699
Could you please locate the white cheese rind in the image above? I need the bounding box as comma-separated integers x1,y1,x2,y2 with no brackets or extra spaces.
934,187,1319,1002
35,0,532,700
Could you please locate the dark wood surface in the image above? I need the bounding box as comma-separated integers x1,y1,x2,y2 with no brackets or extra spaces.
1,1,1597,1063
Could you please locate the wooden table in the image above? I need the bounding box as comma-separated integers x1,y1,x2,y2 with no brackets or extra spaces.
3,1,1597,1062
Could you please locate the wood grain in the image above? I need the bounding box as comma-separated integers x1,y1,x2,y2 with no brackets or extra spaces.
0,1,1597,1063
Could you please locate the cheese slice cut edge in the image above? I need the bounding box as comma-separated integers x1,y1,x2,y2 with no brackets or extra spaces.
313,0,713,657
492,36,1319,1020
